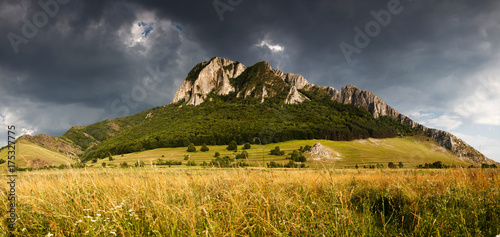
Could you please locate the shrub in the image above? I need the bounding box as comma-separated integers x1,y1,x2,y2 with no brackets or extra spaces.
236,151,248,159
388,162,396,169
186,160,196,166
270,146,285,156
398,162,404,168
0,159,5,164
187,143,197,152
210,156,234,167
288,150,306,162
101,162,106,168
120,162,128,168
200,144,209,152
214,152,220,157
108,154,114,161
267,161,283,168
299,145,312,153
243,143,251,150
184,155,190,160
227,140,238,151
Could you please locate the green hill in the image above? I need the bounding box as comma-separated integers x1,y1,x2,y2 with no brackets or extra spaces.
0,139,75,169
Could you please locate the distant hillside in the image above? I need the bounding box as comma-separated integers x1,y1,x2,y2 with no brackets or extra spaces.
0,138,75,168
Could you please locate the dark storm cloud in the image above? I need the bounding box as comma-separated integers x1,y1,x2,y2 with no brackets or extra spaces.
2,0,499,109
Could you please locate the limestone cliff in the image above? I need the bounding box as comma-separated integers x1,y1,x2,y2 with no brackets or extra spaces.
173,57,246,105
173,57,310,105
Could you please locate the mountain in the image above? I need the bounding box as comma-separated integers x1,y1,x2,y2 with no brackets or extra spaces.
171,57,493,165
1,57,496,167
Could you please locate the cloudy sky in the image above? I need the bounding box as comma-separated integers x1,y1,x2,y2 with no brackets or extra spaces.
1,0,499,162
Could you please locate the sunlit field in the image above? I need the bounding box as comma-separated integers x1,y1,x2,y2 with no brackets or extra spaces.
1,167,499,236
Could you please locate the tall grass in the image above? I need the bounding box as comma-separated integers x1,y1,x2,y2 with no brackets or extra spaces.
1,168,499,236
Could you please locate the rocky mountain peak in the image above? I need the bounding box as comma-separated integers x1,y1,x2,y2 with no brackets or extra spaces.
173,57,311,105
172,57,246,105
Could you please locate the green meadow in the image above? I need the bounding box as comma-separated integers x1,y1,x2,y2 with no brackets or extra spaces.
97,136,470,169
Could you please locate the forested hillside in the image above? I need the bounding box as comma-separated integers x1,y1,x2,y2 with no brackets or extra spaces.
81,92,414,161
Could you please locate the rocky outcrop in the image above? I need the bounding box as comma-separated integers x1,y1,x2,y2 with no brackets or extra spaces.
173,57,310,105
285,86,309,104
274,70,310,89
305,142,342,160
173,57,246,105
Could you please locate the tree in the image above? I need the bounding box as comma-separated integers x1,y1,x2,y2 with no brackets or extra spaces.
236,151,248,159
187,143,197,152
214,152,220,157
186,160,196,166
289,150,306,162
270,146,285,156
398,162,404,168
355,164,359,169
184,155,190,160
120,162,128,168
200,144,209,152
388,162,396,168
102,162,106,168
227,140,238,151
108,154,114,161
243,142,251,149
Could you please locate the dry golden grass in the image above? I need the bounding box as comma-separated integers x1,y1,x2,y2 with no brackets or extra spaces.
1,167,499,236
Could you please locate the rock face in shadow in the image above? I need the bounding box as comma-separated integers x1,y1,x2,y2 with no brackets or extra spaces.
172,56,495,165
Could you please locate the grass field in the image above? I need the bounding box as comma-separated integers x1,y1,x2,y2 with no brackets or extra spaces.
96,136,472,169
1,167,499,236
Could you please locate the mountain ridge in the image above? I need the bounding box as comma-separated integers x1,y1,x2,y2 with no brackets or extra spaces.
173,57,493,165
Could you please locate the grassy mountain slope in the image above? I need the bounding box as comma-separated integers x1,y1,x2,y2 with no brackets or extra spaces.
90,136,472,168
0,139,75,168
